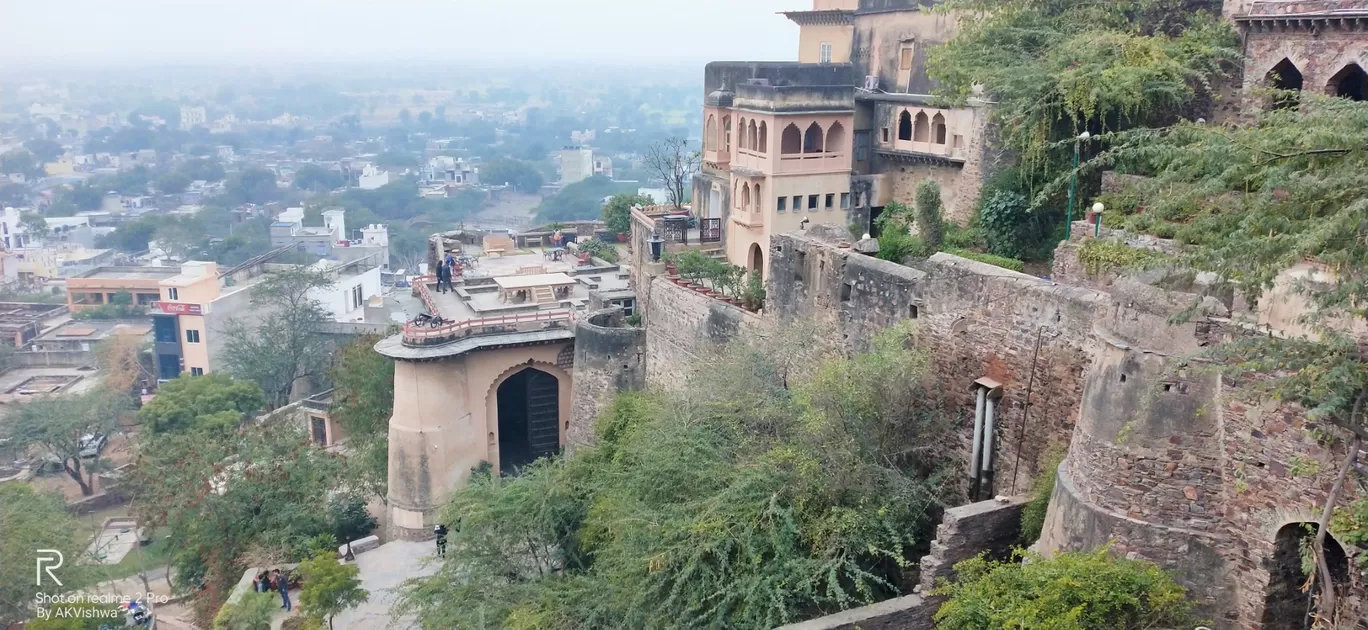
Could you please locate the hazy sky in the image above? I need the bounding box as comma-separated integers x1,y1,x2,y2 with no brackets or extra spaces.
2,0,801,68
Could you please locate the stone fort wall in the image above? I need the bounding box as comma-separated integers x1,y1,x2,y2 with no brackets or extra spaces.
624,223,1368,627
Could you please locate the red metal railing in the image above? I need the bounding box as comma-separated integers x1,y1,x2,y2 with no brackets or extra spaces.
403,309,574,346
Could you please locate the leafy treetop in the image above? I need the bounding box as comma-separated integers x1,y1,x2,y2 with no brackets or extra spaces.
138,373,266,434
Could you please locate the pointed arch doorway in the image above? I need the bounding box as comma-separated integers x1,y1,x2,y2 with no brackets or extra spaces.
495,367,561,474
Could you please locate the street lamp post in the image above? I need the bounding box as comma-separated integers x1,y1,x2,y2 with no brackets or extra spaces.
1092,202,1105,237
1066,130,1090,240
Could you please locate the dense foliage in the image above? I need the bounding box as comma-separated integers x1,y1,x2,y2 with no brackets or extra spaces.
3,388,131,495
601,193,654,234
297,550,369,630
0,484,85,625
915,181,944,253
927,0,1238,258
933,548,1192,629
138,373,266,434
397,322,959,629
127,422,353,623
328,335,394,499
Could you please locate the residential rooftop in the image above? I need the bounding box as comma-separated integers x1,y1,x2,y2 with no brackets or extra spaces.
75,266,182,281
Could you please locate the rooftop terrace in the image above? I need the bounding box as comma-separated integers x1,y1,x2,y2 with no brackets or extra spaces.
399,248,629,348
75,266,181,281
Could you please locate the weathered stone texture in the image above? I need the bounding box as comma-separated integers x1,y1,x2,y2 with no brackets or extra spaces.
769,230,1103,496
1242,26,1368,109
569,307,646,450
643,276,763,387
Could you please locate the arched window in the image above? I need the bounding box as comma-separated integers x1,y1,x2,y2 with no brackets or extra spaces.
758,121,768,153
1329,63,1368,101
738,117,748,149
741,181,751,210
1267,58,1303,110
803,122,824,153
748,120,758,152
897,110,912,141
781,123,802,154
723,115,732,152
705,115,716,151
932,113,947,145
826,121,846,153
913,112,930,142
752,182,761,211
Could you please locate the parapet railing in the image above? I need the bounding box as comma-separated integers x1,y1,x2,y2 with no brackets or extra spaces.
403,275,573,346
402,309,574,346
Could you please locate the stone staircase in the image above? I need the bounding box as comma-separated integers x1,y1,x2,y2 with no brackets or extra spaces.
532,286,558,307
702,247,726,262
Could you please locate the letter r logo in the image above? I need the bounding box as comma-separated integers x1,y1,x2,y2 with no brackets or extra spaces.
36,549,63,586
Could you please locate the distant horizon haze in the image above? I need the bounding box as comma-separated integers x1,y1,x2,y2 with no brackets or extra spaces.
1,0,801,69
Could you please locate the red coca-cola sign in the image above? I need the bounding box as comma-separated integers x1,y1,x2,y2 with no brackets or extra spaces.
156,302,203,315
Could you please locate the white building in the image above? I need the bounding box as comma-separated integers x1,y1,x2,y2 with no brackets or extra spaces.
358,164,390,190
307,255,384,323
179,106,207,130
558,147,594,185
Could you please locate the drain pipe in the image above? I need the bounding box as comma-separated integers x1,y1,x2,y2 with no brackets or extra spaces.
970,385,987,496
969,377,1004,501
982,393,997,498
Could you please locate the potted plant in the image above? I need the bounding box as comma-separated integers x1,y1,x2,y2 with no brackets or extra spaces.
742,272,766,312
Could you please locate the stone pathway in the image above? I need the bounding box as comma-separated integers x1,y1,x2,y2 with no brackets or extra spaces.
331,540,440,630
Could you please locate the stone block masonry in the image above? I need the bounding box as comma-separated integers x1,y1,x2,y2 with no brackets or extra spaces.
768,230,1104,496
569,307,646,450
642,276,763,387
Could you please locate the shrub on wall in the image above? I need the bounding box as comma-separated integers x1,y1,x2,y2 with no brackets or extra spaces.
945,248,1026,273
934,547,1193,630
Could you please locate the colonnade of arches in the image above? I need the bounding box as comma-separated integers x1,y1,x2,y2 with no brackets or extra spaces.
1266,58,1368,107
706,114,848,157
895,109,947,145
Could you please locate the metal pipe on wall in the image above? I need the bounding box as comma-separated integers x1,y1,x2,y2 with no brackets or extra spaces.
981,395,996,497
970,386,986,490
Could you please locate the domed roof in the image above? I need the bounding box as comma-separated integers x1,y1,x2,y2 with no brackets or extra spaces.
705,83,734,108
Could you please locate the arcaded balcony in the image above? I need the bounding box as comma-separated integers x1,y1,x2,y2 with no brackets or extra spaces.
702,110,732,167
881,107,970,163
775,119,850,175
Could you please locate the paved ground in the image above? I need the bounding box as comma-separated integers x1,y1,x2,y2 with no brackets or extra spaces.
332,540,440,630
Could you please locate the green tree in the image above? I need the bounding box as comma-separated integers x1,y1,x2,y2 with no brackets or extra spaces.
23,138,63,163
298,550,369,630
601,193,654,235
397,322,958,629
98,217,158,252
221,265,334,408
1071,92,1368,618
3,388,129,495
914,180,944,253
329,335,393,499
156,172,192,195
127,422,349,614
138,373,266,434
294,164,344,192
178,157,226,182
482,157,544,193
212,592,278,630
0,149,42,178
933,548,1192,630
20,212,50,242
0,484,85,625
0,182,29,206
926,0,1237,256
223,167,281,205
535,175,632,222
874,201,920,263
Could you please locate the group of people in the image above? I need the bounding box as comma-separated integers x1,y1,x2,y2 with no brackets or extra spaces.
253,568,293,611
435,253,458,293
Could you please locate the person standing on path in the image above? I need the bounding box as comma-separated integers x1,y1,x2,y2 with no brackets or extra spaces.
273,569,292,611
434,524,448,557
